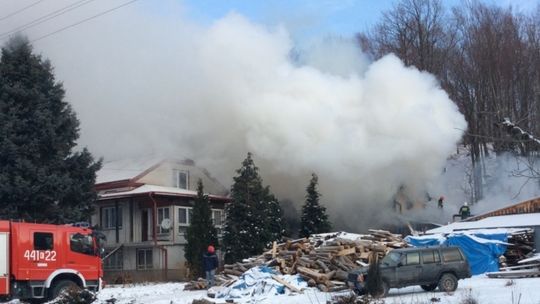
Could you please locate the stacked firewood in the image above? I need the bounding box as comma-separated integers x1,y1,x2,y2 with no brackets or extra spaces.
211,230,407,292
505,229,535,266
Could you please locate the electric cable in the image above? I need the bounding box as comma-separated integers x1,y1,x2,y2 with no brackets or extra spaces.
0,0,46,22
30,0,138,42
31,0,138,42
0,0,95,40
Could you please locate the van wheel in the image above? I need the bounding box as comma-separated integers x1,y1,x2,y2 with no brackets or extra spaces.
49,280,80,300
420,284,437,291
438,273,458,292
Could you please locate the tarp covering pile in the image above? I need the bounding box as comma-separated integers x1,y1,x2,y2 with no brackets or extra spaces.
216,266,306,300
405,231,508,275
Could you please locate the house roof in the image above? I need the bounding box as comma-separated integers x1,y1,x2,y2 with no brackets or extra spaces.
426,213,540,234
96,157,163,184
99,184,230,201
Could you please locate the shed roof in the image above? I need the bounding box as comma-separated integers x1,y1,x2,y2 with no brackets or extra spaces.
426,213,540,234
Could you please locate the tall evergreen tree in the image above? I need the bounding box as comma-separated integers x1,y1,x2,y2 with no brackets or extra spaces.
263,189,285,242
184,179,218,278
223,153,283,264
299,173,332,237
0,36,101,223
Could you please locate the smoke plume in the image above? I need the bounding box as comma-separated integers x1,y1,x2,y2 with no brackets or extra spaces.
0,2,468,230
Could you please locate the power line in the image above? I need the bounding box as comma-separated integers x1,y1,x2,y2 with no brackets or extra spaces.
0,0,46,22
0,0,95,40
32,0,139,42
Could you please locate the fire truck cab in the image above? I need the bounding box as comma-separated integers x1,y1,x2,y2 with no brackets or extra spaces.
0,221,104,301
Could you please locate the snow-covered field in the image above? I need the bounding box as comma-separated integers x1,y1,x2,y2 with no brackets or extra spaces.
94,275,540,304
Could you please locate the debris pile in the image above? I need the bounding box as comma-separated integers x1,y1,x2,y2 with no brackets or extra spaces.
185,230,407,292
505,229,535,265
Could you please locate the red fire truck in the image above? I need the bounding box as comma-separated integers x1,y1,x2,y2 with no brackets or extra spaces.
0,220,104,301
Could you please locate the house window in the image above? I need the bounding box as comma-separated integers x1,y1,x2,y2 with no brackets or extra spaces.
34,232,53,250
178,207,193,234
212,209,223,227
103,248,123,270
102,206,122,229
174,170,189,189
137,248,153,270
157,207,171,234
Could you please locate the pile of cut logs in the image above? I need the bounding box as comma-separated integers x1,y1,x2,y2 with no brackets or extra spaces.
185,230,407,292
504,229,535,266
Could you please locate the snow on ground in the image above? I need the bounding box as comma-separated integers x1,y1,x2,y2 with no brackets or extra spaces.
93,275,540,304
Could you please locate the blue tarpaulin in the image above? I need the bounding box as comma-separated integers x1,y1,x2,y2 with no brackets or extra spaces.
405,232,508,275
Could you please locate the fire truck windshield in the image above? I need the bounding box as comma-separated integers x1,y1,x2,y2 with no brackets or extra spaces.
70,233,94,255
92,230,106,257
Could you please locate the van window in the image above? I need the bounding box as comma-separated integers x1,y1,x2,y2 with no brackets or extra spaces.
422,250,441,264
34,232,53,250
442,248,463,262
405,252,420,265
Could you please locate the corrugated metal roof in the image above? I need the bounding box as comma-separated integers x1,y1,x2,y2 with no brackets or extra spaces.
426,213,540,234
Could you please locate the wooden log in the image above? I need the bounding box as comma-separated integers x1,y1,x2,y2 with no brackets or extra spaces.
336,247,356,257
223,269,243,276
272,275,302,293
325,270,336,281
297,266,327,283
360,252,370,259
296,258,312,268
235,263,247,272
340,255,357,267
329,285,349,292
272,241,277,259
317,245,344,251
317,284,329,292
324,240,342,246
315,260,330,273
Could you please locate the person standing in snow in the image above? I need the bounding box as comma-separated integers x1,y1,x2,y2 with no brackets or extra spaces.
203,245,219,287
458,202,471,219
438,196,444,209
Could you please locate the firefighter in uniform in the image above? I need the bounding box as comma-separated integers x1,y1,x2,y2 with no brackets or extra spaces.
458,202,471,220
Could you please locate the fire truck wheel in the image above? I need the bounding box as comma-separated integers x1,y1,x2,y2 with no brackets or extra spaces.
49,280,80,300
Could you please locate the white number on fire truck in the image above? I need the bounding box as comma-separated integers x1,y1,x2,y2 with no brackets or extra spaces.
24,249,56,261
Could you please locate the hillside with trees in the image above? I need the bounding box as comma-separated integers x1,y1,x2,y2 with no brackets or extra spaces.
359,0,540,202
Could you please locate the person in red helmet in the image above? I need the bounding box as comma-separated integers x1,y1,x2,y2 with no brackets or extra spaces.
203,245,218,286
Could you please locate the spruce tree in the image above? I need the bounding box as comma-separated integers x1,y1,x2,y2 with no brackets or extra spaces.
299,173,332,237
184,179,218,278
263,189,285,243
0,36,101,223
223,153,283,263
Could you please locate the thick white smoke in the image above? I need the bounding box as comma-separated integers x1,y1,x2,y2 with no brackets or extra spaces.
0,2,468,229
182,14,466,204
